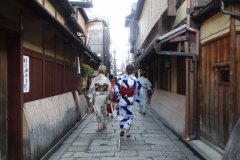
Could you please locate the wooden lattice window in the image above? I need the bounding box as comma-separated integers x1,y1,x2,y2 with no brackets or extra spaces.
219,69,230,84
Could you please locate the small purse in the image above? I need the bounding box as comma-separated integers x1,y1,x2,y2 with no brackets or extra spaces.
147,88,154,96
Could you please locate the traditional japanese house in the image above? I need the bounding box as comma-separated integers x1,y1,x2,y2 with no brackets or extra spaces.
0,0,98,159
192,0,240,150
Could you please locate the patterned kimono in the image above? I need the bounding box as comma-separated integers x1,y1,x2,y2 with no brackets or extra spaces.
138,76,152,112
87,73,112,127
107,79,116,115
114,74,141,130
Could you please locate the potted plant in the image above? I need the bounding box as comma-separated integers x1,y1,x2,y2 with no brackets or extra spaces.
81,64,94,78
81,64,94,87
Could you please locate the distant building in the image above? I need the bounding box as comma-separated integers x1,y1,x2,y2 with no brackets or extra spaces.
85,13,111,75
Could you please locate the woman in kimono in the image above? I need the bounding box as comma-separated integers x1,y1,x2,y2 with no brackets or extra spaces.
87,65,112,132
106,74,116,118
138,71,152,115
114,65,141,137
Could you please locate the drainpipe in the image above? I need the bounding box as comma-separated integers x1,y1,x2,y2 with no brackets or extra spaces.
185,0,200,140
221,1,240,18
185,57,190,141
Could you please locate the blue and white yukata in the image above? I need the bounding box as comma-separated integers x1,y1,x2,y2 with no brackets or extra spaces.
114,74,141,130
138,76,152,112
87,73,112,128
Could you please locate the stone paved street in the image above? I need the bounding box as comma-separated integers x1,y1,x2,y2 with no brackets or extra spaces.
48,103,201,160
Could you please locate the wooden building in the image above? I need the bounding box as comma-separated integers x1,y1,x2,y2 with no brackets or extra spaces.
127,0,199,139
192,0,240,149
85,17,111,74
0,0,100,159
127,0,240,155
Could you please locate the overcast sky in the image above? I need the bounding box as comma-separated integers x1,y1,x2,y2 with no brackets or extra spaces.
91,0,137,65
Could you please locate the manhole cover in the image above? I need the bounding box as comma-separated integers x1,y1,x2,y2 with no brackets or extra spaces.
86,137,120,153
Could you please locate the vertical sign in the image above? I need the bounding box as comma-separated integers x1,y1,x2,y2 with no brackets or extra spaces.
23,55,30,93
77,56,81,74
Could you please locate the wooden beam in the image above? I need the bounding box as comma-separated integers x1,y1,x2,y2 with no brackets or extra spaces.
169,36,187,42
156,51,194,56
212,61,230,68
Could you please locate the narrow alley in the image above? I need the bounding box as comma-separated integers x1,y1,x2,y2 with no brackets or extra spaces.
46,103,219,160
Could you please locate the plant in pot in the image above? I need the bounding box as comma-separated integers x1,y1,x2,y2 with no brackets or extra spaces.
81,64,94,87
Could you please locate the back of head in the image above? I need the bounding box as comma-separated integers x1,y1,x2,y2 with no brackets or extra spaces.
98,65,106,74
109,74,114,80
140,71,146,77
126,65,134,75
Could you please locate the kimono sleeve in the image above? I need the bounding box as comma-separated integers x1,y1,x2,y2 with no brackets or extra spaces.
87,78,95,100
134,79,142,102
114,77,122,102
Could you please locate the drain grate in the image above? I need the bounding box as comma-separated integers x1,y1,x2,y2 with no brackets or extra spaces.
86,137,120,153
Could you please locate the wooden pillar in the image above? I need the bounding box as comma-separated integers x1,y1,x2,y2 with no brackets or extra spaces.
229,5,236,132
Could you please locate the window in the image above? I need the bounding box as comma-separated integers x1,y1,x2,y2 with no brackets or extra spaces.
219,69,229,83
159,60,169,90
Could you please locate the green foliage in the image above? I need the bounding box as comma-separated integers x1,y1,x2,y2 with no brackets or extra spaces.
81,64,94,78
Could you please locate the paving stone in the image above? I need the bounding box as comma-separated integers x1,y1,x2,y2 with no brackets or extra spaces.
114,151,138,156
136,137,172,142
72,152,115,157
102,157,146,160
141,134,168,138
145,129,164,133
138,151,186,158
121,140,145,145
151,145,180,151
61,152,75,158
48,105,203,160
121,145,152,151
68,146,86,152
153,158,188,160
65,158,99,160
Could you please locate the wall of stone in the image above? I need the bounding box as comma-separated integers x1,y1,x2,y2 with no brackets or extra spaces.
23,92,76,160
150,89,185,137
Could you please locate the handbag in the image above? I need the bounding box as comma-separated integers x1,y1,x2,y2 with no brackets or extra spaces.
147,88,154,96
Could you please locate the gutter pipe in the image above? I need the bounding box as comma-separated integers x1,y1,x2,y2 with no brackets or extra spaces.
221,1,240,18
185,0,200,141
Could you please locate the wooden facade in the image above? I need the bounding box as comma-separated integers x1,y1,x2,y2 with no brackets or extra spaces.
195,1,240,149
129,0,240,153
0,0,97,159
200,34,230,148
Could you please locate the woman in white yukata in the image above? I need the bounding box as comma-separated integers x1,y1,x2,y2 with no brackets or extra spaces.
114,65,141,137
87,65,112,132
138,71,152,115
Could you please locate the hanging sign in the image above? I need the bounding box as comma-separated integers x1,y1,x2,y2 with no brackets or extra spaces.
23,55,30,93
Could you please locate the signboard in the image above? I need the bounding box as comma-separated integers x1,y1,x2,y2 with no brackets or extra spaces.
77,56,81,74
23,55,30,93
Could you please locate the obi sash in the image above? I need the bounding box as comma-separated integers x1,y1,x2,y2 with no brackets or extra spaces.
119,86,135,97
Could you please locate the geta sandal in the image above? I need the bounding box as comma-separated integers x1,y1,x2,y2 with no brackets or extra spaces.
103,123,107,129
120,130,124,136
126,133,131,137
98,127,102,132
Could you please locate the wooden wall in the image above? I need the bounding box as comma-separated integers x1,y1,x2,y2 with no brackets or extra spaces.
151,89,186,137
23,48,77,103
200,34,230,148
139,0,167,48
0,29,7,160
